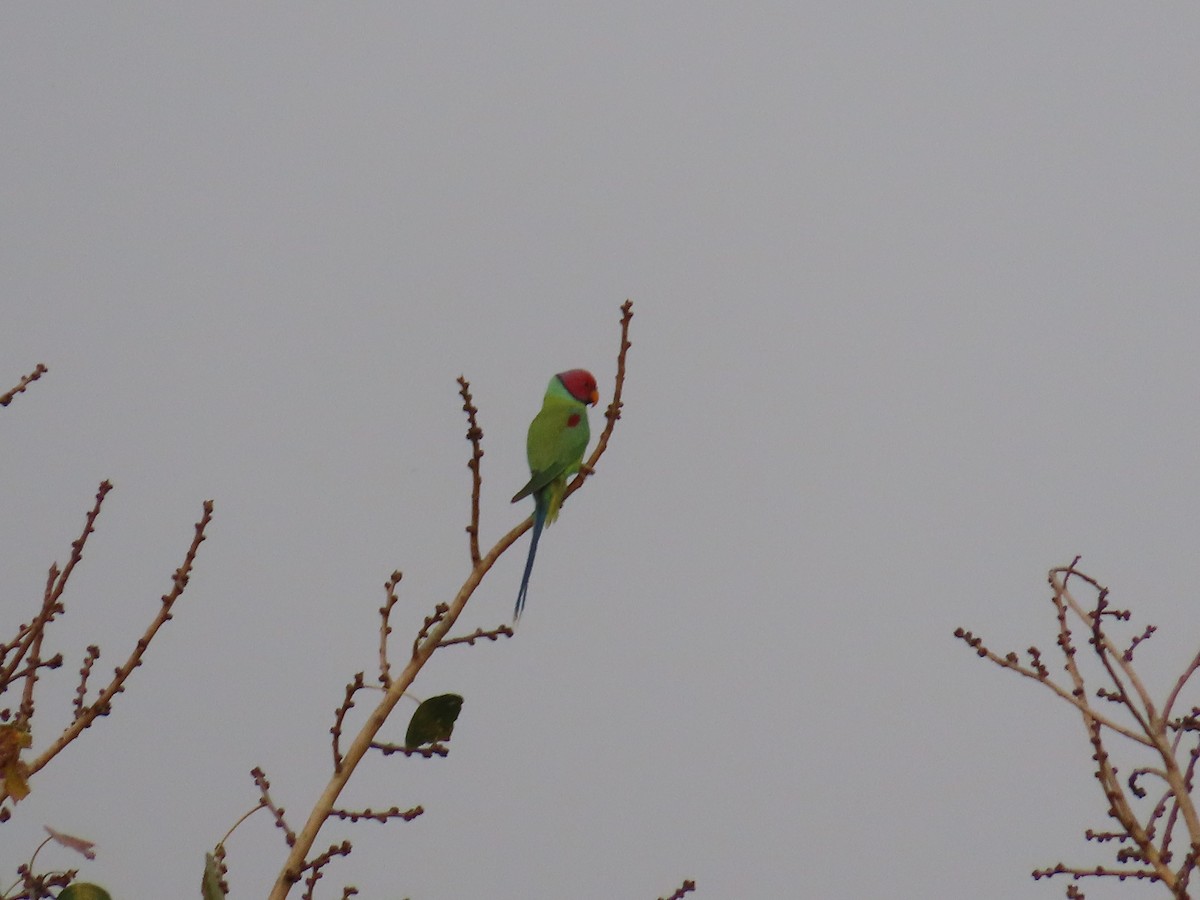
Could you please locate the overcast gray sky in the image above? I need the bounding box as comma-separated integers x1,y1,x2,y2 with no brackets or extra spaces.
3,5,1200,898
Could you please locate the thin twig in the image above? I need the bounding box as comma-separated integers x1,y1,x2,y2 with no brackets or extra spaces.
1054,568,1156,735
331,673,366,773
659,880,697,900
13,500,214,795
411,604,448,661
371,741,449,759
299,841,352,900
953,628,1150,745
458,377,484,566
327,805,422,824
438,624,514,648
218,800,269,850
73,646,101,720
0,364,48,408
378,572,402,687
4,482,112,713
565,299,633,506
254,766,297,847
1164,650,1200,725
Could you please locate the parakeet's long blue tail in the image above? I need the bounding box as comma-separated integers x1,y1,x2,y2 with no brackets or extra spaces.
514,496,547,620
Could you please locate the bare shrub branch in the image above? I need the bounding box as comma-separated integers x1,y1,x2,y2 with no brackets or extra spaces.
17,500,214,790
0,479,213,815
458,376,484,566
0,364,47,408
2,376,215,897
659,879,697,900
958,560,1200,897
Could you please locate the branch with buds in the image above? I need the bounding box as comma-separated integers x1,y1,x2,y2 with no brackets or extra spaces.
0,364,48,409
0,364,213,900
957,559,1200,898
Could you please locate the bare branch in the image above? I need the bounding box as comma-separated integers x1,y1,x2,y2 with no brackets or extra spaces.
438,624,514,649
299,841,352,900
952,628,1149,745
457,376,484,566
659,880,697,900
331,673,367,773
72,646,101,720
371,740,448,759
327,805,422,824
961,562,1200,895
253,766,297,847
565,298,633,506
15,500,214,794
3,482,112,719
1165,653,1200,725
410,603,449,661
0,364,48,408
377,572,402,687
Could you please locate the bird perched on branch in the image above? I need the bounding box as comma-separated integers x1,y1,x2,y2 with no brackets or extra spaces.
511,369,599,620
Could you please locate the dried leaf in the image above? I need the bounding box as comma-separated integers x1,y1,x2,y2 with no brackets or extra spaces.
45,825,97,860
0,725,31,801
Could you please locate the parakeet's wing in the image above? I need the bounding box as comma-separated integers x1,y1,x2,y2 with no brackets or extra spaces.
511,398,590,502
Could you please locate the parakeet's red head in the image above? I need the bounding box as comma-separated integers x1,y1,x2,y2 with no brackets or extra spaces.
556,369,599,406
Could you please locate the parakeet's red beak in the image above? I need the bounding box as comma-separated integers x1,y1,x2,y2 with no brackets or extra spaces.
588,389,599,406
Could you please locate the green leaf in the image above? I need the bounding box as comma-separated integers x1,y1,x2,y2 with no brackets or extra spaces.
202,852,226,900
58,884,113,900
405,694,464,749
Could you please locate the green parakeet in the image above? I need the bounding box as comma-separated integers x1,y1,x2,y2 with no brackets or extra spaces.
511,369,599,619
